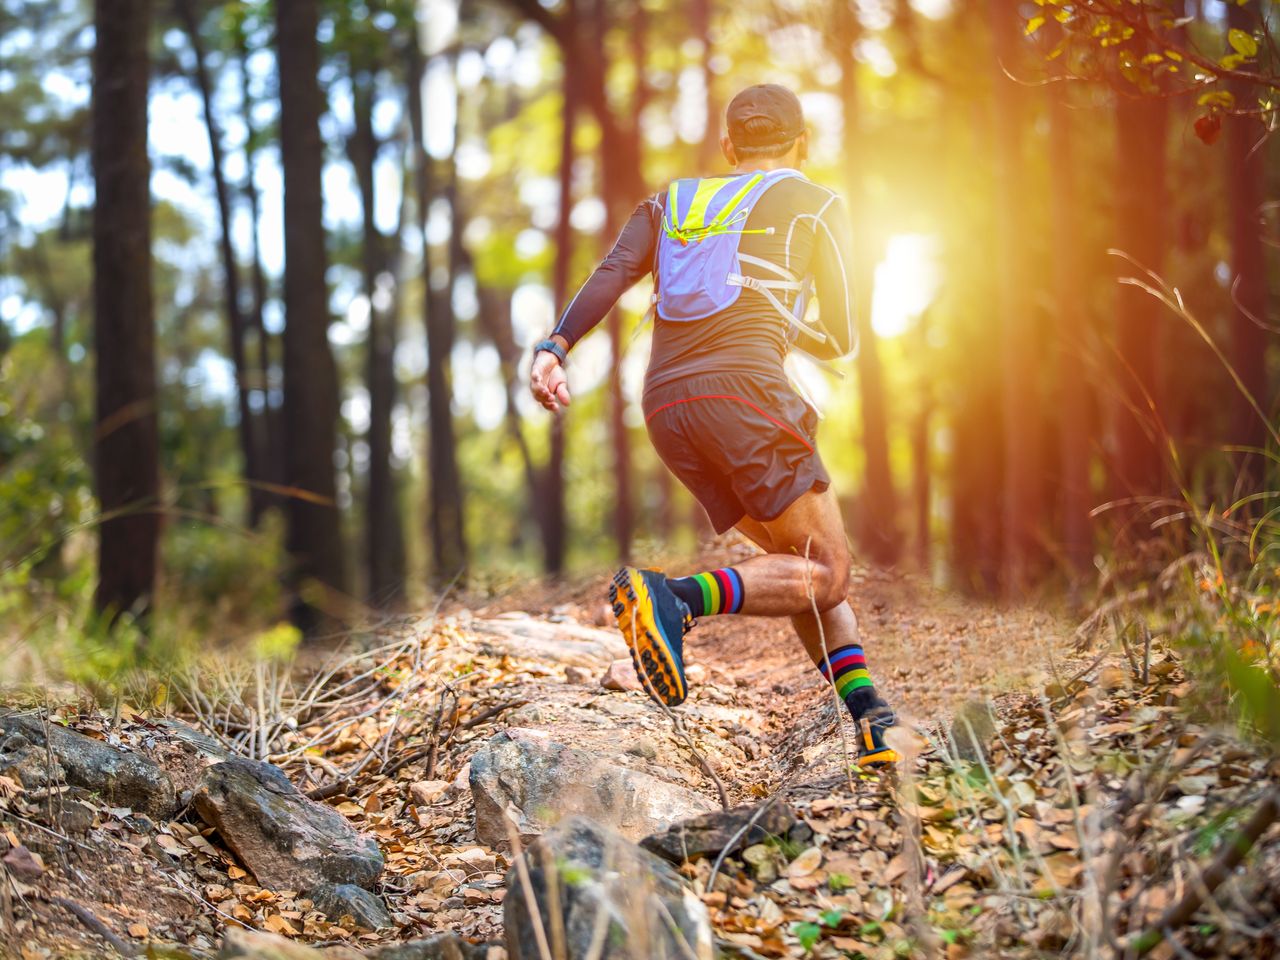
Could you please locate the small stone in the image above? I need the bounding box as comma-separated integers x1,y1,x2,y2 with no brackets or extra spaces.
685,663,709,685
640,802,798,864
309,882,392,930
408,780,451,806
625,738,659,760
564,665,593,684
1,844,44,881
60,801,96,835
601,659,642,692
448,762,471,794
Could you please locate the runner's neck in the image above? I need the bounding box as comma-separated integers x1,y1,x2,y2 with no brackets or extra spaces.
731,162,802,176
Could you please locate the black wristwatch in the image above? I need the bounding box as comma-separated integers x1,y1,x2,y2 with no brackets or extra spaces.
534,338,568,367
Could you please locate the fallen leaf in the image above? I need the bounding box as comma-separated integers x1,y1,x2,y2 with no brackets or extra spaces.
788,847,823,878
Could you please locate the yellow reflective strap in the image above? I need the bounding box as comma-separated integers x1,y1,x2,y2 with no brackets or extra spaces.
707,172,765,230
682,176,737,230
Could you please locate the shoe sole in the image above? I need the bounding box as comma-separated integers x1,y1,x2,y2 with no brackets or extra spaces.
609,568,687,707
856,718,901,768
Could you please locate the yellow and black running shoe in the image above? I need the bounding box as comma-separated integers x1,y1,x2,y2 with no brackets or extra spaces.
609,567,694,707
856,704,901,768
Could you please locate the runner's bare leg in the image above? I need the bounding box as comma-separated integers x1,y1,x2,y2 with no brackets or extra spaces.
726,488,863,667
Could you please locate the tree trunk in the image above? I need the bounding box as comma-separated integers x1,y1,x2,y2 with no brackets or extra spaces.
277,0,346,626
176,0,265,527
833,0,900,566
989,0,1041,596
236,23,283,509
544,24,578,576
692,0,719,172
1225,2,1269,488
592,0,636,562
911,310,932,572
92,0,159,621
408,42,467,586
350,68,406,608
1111,94,1168,504
1048,79,1092,581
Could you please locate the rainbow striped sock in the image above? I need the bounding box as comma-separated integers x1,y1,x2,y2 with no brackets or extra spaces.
818,645,879,719
666,568,745,618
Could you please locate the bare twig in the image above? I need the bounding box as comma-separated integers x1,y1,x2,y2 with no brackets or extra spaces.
1128,786,1280,956
304,779,351,802
803,536,854,791
50,897,140,957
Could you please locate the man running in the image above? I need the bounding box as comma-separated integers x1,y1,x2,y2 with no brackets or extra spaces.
528,83,898,766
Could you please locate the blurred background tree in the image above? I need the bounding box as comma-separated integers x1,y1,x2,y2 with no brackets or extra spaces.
0,0,1275,639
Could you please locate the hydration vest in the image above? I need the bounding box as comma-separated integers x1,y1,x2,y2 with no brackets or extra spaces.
651,168,829,349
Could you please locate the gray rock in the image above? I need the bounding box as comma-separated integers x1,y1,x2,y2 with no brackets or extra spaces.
0,730,65,789
60,800,97,834
949,700,997,764
469,618,627,667
156,718,239,762
505,815,714,960
365,935,490,960
470,731,717,846
640,801,797,864
193,758,383,891
0,712,175,818
218,930,489,960
219,929,350,958
624,738,658,760
308,882,392,930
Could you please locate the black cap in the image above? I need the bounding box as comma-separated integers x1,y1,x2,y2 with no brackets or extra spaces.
725,84,806,148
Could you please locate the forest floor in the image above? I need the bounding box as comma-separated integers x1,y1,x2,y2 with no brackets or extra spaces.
3,540,1278,959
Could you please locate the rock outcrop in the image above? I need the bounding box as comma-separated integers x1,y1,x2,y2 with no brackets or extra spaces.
0,712,175,818
504,815,714,959
194,758,383,892
469,731,717,845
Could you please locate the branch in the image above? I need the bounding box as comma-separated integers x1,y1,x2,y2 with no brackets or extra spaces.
1128,785,1280,955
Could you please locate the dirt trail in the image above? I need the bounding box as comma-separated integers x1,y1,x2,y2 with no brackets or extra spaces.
6,548,1073,958
478,544,1067,781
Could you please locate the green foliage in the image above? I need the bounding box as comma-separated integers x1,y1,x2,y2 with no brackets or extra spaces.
161,512,289,630
790,921,822,953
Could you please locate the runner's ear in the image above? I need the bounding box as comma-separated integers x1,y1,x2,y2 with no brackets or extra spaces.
795,130,809,166
720,134,738,168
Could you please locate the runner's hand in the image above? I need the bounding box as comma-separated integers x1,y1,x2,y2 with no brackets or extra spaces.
530,349,571,412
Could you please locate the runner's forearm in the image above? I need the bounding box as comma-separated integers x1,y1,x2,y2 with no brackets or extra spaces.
550,196,661,350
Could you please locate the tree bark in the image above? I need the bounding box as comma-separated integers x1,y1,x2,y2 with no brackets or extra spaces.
692,0,719,172
592,0,635,561
235,22,282,508
407,42,467,586
350,67,406,608
833,0,900,567
544,22,578,576
92,0,159,621
277,0,347,626
989,0,1042,596
1111,94,1168,504
1225,2,1269,489
1048,77,1092,581
176,0,266,526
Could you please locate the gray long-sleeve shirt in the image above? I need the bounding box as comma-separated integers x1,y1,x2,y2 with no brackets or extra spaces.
551,172,858,403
